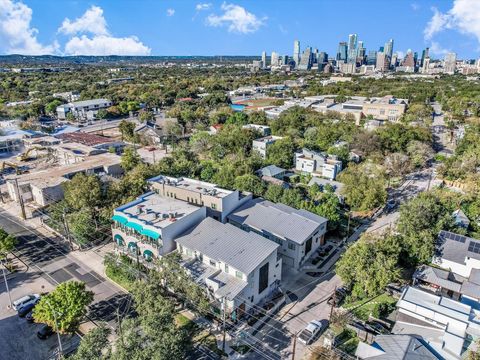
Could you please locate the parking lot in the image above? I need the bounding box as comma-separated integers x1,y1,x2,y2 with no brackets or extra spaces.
0,260,79,360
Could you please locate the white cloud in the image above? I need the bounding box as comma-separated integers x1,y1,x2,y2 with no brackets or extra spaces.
59,6,151,56
59,5,108,35
429,41,450,55
196,3,212,11
0,0,57,55
410,3,420,11
166,8,175,17
278,24,287,34
206,3,266,34
64,35,150,56
424,0,480,44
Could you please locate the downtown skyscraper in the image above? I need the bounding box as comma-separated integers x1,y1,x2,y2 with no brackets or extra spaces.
384,39,394,59
293,40,301,68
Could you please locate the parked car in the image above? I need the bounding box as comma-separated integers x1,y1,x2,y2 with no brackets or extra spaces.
25,311,35,323
298,320,327,345
37,325,54,340
18,300,39,318
12,294,40,311
327,288,347,307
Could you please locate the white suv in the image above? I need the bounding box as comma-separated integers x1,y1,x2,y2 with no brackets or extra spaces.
12,294,41,311
298,320,325,345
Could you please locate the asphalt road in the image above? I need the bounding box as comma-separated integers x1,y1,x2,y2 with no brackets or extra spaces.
0,210,133,330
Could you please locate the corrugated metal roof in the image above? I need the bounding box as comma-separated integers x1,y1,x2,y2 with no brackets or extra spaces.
175,217,278,275
227,198,327,245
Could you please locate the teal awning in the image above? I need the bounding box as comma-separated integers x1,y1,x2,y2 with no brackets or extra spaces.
141,228,161,240
125,221,143,232
143,249,154,261
114,234,124,245
127,241,137,249
112,214,128,225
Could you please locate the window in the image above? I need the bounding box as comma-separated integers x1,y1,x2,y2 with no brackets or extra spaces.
288,243,296,250
186,249,193,257
210,259,216,267
225,264,229,273
305,238,312,255
235,271,243,279
211,203,217,210
258,262,269,294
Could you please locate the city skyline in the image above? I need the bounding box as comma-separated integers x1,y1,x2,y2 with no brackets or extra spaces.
0,0,479,59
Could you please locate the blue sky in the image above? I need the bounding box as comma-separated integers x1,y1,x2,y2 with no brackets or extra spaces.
1,0,479,59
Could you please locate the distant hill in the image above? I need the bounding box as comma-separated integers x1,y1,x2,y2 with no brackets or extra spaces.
0,55,259,66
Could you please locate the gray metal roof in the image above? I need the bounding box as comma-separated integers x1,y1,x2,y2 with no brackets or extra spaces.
227,198,327,245
307,177,344,194
257,165,285,178
413,265,463,293
435,231,480,264
356,335,440,360
175,217,278,275
71,98,111,107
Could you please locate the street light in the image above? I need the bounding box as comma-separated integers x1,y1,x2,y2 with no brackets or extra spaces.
0,258,12,308
42,296,63,358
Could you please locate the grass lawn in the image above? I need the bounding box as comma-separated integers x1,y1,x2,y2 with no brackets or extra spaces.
343,293,396,321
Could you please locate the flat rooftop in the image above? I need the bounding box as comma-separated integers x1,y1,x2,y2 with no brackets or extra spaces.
70,98,111,107
149,175,233,199
116,192,201,230
6,153,121,188
254,135,283,143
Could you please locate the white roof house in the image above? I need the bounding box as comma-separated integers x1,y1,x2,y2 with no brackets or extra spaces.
393,286,480,360
176,217,281,312
228,198,327,269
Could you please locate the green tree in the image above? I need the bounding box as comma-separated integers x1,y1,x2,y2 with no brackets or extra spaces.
33,281,94,334
266,137,296,168
70,325,111,360
338,163,387,211
234,174,266,196
138,110,154,122
397,192,455,265
63,173,103,211
0,228,17,259
264,184,284,203
45,99,63,115
118,120,136,141
337,232,401,299
67,209,96,245
121,147,142,171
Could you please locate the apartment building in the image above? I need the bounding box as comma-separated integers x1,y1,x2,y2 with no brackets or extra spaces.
176,217,282,314
56,98,112,121
252,135,283,159
295,149,343,180
393,286,480,360
148,175,252,222
242,124,272,137
112,192,207,261
228,198,327,270
362,95,408,122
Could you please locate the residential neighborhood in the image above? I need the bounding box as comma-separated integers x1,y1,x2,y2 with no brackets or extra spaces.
1,1,480,359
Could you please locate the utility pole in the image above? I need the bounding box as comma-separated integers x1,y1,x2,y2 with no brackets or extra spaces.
222,297,227,352
1,260,12,308
117,308,125,346
45,299,63,359
62,211,73,250
13,178,26,220
291,331,298,360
